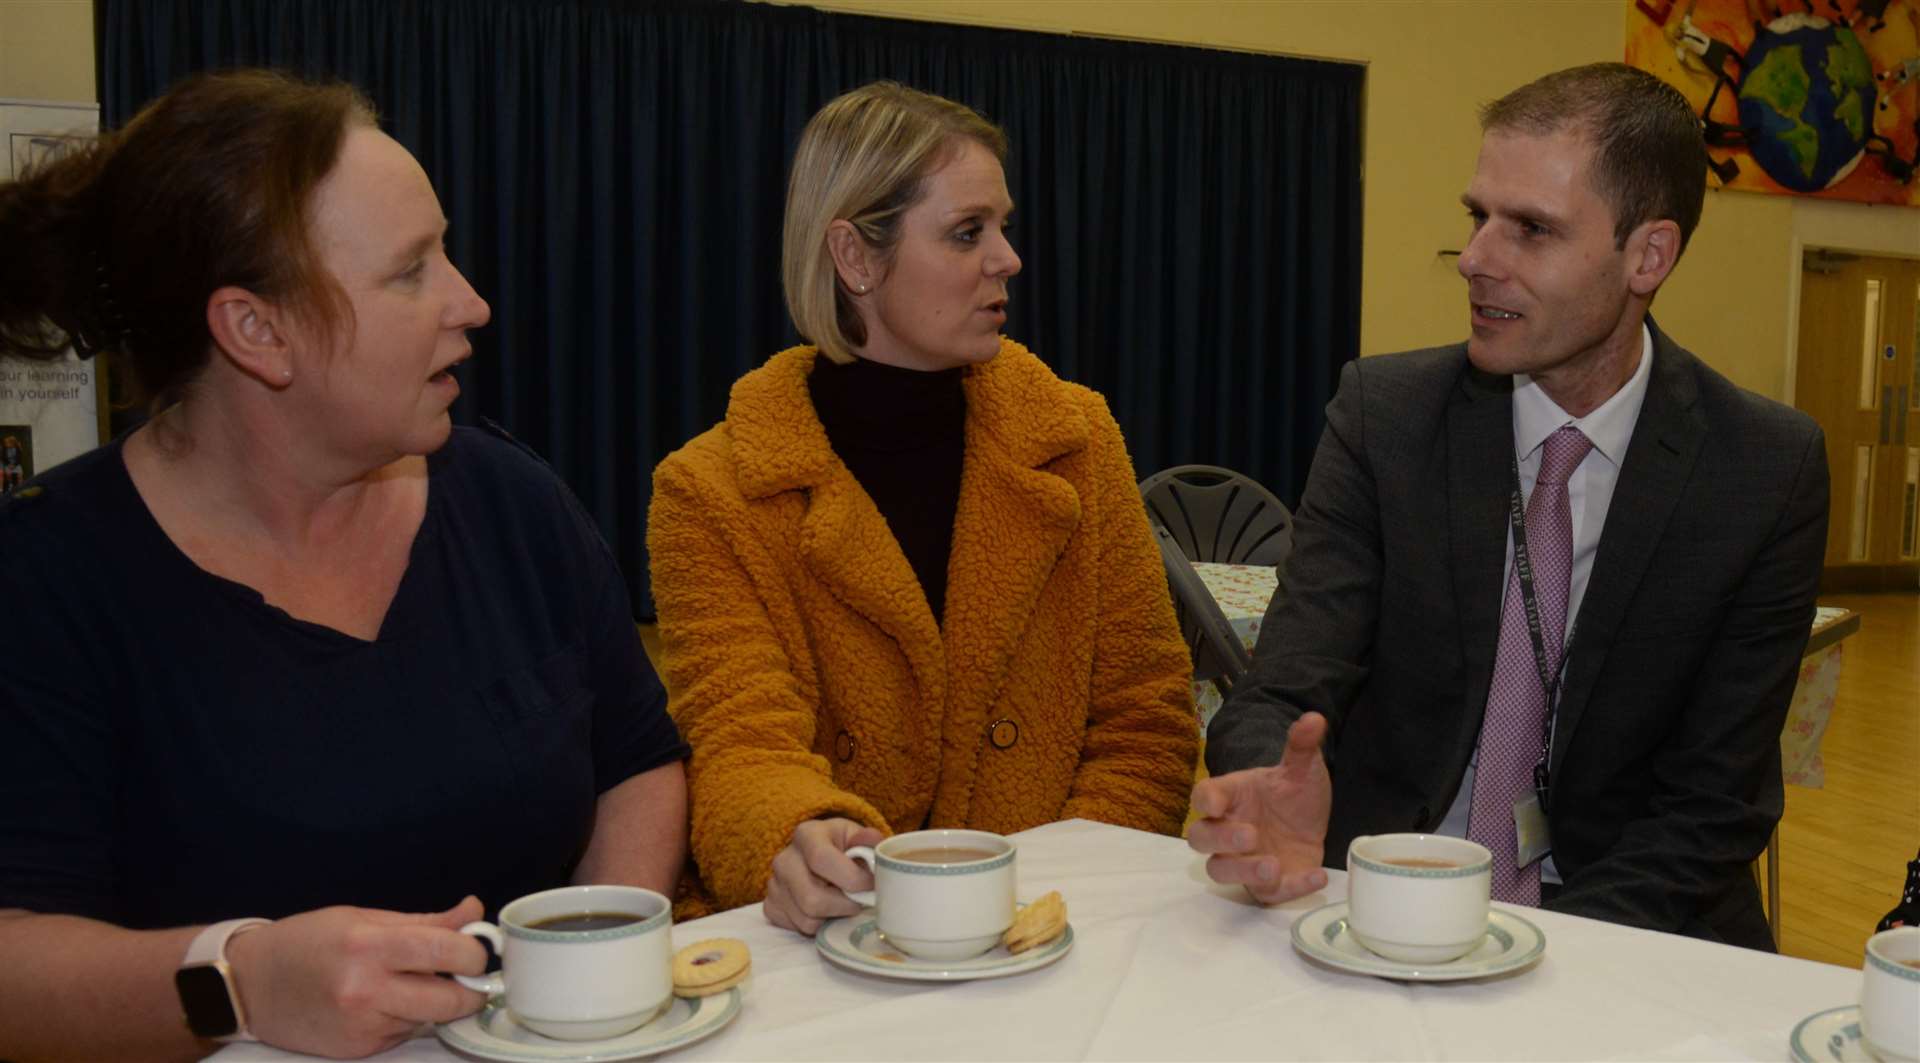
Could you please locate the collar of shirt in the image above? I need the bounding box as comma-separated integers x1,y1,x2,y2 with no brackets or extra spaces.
1509,322,1653,467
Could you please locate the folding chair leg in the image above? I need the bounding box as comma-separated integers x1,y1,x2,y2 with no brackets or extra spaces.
1766,826,1781,943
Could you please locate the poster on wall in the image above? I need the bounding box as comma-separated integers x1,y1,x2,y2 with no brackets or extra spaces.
1626,0,1920,205
0,99,102,495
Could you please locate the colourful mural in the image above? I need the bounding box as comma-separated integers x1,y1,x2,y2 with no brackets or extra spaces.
1627,0,1920,205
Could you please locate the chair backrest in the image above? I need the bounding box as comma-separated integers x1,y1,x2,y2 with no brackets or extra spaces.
1138,464,1293,568
1149,519,1252,694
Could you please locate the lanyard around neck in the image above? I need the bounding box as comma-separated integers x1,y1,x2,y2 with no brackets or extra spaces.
1508,452,1571,813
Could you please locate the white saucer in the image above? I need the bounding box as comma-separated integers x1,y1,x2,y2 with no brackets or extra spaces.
1789,1005,1875,1063
1290,901,1545,981
436,988,740,1062
815,905,1073,981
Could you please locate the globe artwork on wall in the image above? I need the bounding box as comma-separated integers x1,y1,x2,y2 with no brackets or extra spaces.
1738,14,1876,190
1627,0,1920,206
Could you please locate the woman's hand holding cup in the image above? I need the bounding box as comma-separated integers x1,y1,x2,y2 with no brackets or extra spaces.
764,818,885,936
224,896,489,1058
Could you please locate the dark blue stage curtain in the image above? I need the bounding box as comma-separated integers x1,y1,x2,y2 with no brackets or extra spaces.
99,0,1362,616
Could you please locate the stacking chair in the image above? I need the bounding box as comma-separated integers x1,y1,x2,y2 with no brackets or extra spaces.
1138,465,1292,567
1139,465,1294,697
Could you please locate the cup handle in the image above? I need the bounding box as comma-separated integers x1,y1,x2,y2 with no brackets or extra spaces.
842,846,878,908
453,921,506,996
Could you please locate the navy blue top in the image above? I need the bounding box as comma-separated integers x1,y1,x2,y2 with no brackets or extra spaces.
0,426,687,927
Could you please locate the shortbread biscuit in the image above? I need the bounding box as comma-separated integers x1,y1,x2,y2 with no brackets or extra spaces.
673,938,750,997
1002,891,1067,953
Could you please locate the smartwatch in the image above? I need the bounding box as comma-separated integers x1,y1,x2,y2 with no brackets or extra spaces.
175,917,271,1041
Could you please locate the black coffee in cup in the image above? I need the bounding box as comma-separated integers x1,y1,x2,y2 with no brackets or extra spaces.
526,911,644,932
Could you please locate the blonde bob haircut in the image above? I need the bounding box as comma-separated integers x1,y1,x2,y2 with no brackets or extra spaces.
782,82,1007,364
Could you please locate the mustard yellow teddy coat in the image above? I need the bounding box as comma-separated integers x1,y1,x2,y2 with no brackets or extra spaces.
649,338,1197,912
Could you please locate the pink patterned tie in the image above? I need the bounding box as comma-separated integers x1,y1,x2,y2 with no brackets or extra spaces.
1468,425,1592,905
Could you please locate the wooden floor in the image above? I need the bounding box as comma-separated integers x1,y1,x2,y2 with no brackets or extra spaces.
1772,591,1920,969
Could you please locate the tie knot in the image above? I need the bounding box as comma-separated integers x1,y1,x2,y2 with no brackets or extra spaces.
1537,426,1592,486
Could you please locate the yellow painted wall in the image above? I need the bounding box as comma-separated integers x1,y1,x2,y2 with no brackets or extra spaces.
7,0,1914,401
0,1,95,103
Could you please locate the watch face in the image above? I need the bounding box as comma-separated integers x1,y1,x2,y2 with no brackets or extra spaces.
175,964,240,1039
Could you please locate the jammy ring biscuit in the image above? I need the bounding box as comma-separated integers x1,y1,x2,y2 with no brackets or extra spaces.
672,938,750,997
1002,891,1067,954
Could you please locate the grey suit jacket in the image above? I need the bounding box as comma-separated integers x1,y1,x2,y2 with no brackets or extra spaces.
1207,320,1829,951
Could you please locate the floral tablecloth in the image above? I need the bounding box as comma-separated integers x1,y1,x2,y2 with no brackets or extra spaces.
1781,606,1858,788
1187,565,1860,788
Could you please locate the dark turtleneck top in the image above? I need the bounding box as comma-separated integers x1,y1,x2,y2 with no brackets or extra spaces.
808,354,968,625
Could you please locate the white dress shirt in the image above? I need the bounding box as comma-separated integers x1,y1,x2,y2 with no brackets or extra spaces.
1435,325,1654,883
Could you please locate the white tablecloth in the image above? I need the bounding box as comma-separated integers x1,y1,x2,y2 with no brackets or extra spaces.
218,819,1865,1062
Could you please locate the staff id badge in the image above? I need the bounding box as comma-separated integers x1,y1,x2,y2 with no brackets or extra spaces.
1513,793,1551,868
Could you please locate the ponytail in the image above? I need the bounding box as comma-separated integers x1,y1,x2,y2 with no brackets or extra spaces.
0,136,120,362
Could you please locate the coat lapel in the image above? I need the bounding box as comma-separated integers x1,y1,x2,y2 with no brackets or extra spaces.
1550,321,1705,771
1447,360,1517,720
933,344,1087,819
726,347,947,706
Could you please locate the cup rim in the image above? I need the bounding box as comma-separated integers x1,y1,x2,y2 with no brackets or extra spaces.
1866,925,1920,983
874,829,1015,875
498,884,672,943
1348,834,1492,879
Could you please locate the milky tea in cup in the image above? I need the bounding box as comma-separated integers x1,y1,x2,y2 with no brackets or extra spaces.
1345,834,1492,964
1862,925,1920,1062
455,885,673,1041
844,829,1015,961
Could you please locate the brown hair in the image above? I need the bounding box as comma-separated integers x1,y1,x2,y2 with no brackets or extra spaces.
782,82,1007,363
0,69,376,408
1480,62,1708,253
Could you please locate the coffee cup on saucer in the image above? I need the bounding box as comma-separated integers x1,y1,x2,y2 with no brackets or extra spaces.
842,828,1015,961
1345,834,1492,964
455,884,673,1041
1862,925,1920,1062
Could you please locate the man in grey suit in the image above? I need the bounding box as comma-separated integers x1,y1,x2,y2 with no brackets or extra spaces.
1191,63,1828,952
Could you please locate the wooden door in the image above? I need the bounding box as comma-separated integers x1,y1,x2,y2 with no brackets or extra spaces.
1795,252,1920,571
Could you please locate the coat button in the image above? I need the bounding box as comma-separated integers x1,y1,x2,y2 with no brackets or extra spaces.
989,719,1019,749
834,730,856,763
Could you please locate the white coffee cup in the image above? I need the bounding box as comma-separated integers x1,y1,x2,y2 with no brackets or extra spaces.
455,885,673,1041
1862,925,1920,1062
1345,834,1493,964
843,829,1016,961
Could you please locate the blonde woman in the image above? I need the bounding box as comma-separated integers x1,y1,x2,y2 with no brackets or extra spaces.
650,82,1196,931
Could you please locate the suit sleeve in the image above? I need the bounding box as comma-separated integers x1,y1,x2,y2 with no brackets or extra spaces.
1059,400,1199,834
1205,358,1385,776
647,456,888,911
1548,424,1829,941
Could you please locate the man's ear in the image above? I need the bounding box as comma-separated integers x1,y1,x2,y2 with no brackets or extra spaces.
1625,219,1682,299
825,220,880,295
206,287,296,388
